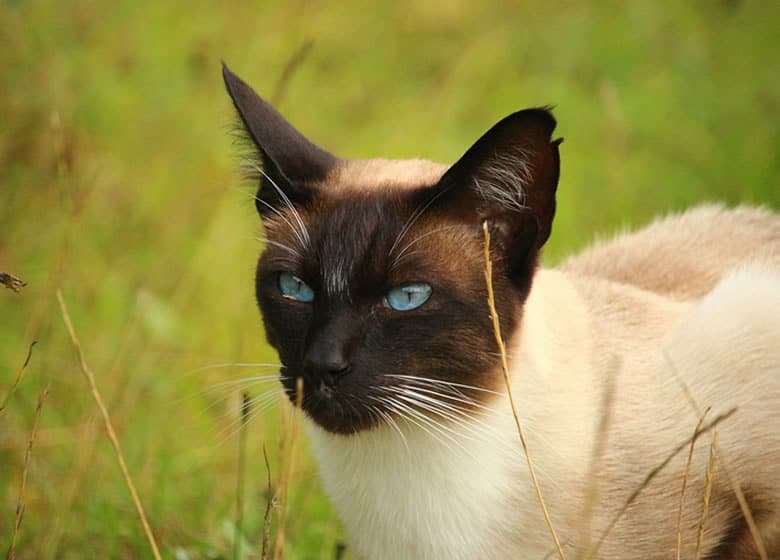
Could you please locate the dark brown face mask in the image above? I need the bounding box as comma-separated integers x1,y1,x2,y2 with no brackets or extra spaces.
223,63,561,434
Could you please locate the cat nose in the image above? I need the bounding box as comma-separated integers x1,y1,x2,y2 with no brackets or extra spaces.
303,344,351,385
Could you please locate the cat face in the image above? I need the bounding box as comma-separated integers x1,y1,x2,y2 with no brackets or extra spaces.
223,64,561,434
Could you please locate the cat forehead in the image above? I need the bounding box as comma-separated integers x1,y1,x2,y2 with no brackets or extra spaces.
261,156,448,253
321,158,448,193
262,190,476,299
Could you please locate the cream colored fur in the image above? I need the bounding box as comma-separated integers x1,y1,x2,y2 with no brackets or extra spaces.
308,203,780,559
326,158,447,192
561,204,780,298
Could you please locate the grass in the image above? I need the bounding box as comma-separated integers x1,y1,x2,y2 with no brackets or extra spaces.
483,222,564,559
56,289,162,560
1,1,779,558
7,385,48,560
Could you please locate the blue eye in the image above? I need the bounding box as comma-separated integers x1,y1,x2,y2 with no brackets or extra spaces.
278,272,314,302
385,283,432,311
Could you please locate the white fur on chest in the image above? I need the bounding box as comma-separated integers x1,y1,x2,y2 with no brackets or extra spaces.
308,407,539,560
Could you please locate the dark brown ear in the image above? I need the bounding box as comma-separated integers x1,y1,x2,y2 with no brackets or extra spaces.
222,63,338,216
434,109,561,285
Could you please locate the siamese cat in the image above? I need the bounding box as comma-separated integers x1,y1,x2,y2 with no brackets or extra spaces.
222,63,780,559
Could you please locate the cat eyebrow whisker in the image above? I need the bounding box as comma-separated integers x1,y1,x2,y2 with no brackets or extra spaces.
235,186,305,248
388,186,453,260
256,236,303,258
391,224,467,269
251,192,308,250
255,166,312,249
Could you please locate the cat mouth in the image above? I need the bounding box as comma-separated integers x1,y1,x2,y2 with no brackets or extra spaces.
282,375,379,434
302,395,378,434
280,372,493,435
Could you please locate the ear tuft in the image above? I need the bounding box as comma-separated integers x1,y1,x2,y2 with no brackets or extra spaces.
222,63,339,216
438,108,560,241
433,107,561,286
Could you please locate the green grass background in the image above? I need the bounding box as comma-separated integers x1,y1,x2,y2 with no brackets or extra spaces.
2,1,779,558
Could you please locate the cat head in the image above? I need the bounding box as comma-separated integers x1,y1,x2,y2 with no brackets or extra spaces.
223,63,561,434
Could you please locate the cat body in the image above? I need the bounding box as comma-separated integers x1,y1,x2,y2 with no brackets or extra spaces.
222,64,780,559
312,262,780,559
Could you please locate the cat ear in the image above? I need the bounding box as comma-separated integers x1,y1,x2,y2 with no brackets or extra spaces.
222,63,338,216
436,109,561,282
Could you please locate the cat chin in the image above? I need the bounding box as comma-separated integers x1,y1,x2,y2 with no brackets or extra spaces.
286,392,379,435
303,409,377,435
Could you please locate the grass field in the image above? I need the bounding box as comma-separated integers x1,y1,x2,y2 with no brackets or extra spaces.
2,1,779,558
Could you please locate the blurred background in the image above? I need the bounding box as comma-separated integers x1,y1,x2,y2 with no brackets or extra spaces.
1,1,779,558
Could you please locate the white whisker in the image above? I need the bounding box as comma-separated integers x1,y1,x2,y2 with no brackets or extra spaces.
391,389,497,436
213,389,284,446
204,375,288,391
392,394,475,437
170,375,286,410
236,186,308,250
381,396,460,454
256,166,311,249
392,224,466,268
394,384,492,412
389,186,453,261
386,374,504,396
380,408,410,453
182,362,284,376
256,236,303,258
201,382,284,417
383,394,477,458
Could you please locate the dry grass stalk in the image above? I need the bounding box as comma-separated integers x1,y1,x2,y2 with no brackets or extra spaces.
575,359,618,560
676,407,711,560
43,416,101,558
7,385,48,560
720,461,767,559
694,433,718,559
234,391,252,560
45,325,141,560
56,290,162,560
45,320,144,560
664,352,768,560
261,444,275,560
482,222,566,560
272,376,304,560
586,407,736,559
1,341,37,414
